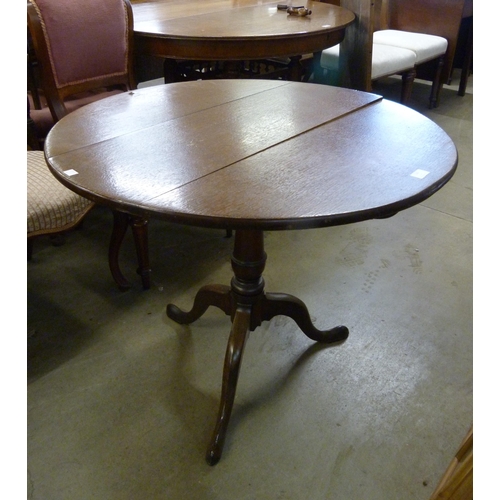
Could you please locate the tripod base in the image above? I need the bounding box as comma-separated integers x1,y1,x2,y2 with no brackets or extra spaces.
166,229,348,465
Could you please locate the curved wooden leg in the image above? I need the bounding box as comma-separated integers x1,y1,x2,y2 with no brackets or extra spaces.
260,293,349,343
167,229,348,465
130,216,151,290
167,284,232,324
109,210,131,290
206,306,251,466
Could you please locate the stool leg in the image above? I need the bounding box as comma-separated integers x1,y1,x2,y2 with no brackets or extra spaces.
400,67,416,105
429,55,444,109
458,22,473,97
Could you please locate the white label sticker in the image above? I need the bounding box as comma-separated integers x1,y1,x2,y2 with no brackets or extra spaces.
64,169,79,176
410,169,430,179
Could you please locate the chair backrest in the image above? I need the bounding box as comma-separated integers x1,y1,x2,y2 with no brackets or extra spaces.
27,0,136,122
373,0,389,32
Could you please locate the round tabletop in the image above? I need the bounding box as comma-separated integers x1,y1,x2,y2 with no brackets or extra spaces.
131,0,356,60
44,79,458,231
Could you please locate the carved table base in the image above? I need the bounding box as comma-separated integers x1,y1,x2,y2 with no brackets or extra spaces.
167,229,349,465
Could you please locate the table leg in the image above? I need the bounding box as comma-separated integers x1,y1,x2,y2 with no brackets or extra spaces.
109,210,132,290
206,305,251,465
109,211,151,290
166,229,349,464
458,19,472,97
288,55,304,82
130,216,152,290
259,293,349,343
167,284,233,322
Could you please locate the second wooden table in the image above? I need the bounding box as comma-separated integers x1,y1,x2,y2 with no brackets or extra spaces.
131,0,355,80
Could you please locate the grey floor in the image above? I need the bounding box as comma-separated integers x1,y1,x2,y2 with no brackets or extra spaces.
27,74,472,499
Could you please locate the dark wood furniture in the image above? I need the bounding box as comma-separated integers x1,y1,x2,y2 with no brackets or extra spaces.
27,0,152,289
44,80,458,465
455,0,473,96
130,0,355,82
321,0,471,103
378,0,471,105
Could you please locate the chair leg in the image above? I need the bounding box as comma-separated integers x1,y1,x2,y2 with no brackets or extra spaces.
130,216,151,290
429,55,445,109
400,67,416,105
458,21,473,97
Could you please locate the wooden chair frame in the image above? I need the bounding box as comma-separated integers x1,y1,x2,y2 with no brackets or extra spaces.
27,0,151,289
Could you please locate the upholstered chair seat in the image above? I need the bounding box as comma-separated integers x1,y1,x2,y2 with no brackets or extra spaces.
321,43,417,79
27,150,94,257
320,43,417,104
373,30,448,107
373,30,448,65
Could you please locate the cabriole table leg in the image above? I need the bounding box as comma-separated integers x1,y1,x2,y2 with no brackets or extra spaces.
109,210,132,291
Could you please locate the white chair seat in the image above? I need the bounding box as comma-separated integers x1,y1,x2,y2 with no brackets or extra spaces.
320,43,416,80
373,30,448,64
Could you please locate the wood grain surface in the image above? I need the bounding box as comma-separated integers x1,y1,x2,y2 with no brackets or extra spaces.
45,80,457,230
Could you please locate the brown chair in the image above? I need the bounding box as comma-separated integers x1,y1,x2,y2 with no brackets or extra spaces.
27,0,151,289
28,151,94,260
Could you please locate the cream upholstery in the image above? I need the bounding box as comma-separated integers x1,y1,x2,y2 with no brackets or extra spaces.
27,151,94,238
320,43,417,80
373,29,448,108
373,30,448,65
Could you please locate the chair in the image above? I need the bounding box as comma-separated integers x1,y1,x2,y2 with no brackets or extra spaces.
319,42,417,105
373,30,447,108
27,0,152,289
28,151,94,260
372,0,468,109
314,0,418,105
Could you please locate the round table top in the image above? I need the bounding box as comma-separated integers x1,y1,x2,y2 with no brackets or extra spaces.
131,0,356,60
45,79,458,231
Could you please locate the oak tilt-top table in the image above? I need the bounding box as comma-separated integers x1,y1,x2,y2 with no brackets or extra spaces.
44,79,457,465
131,0,355,81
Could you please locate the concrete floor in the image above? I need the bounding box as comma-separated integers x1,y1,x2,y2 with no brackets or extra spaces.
27,75,472,499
